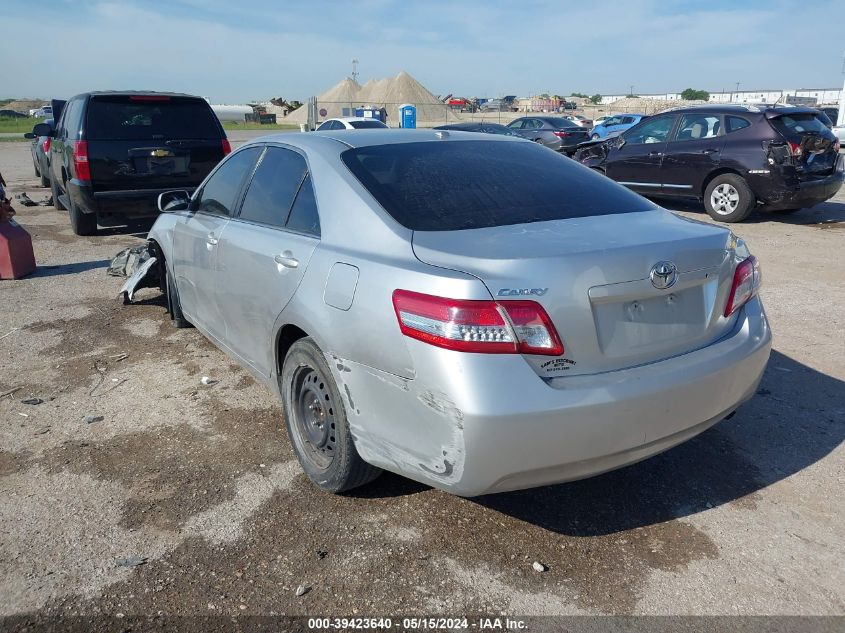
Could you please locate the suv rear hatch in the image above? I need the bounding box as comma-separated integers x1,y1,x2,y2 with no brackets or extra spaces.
85,94,227,192
413,210,737,378
766,110,840,177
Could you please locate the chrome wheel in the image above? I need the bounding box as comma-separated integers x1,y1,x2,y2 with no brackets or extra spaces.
292,365,336,470
710,183,740,216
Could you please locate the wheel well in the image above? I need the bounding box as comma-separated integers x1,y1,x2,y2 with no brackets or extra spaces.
277,325,308,374
701,168,746,196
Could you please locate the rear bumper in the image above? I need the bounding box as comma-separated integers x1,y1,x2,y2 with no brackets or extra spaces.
67,180,196,217
755,155,845,210
337,296,771,497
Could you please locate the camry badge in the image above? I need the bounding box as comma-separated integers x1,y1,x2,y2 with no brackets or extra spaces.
650,261,678,290
497,288,548,297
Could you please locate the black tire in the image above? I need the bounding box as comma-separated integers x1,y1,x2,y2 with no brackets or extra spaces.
68,197,97,235
39,167,50,188
703,173,755,223
50,176,66,211
281,337,381,493
165,267,191,328
33,160,40,178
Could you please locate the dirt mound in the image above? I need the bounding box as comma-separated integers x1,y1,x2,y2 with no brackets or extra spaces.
604,97,708,115
287,71,458,126
3,99,47,113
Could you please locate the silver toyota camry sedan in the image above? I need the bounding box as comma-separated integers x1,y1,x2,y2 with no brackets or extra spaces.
123,129,772,497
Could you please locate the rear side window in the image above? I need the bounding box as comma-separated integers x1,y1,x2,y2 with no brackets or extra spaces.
86,96,221,140
239,147,307,227
341,140,655,231
348,120,387,129
770,113,829,137
726,116,751,133
285,174,320,236
675,114,721,140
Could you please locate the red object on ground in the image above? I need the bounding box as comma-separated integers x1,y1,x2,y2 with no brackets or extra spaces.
0,220,37,279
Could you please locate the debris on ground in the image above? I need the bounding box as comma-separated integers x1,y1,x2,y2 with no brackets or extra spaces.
0,386,21,399
116,556,148,568
108,244,151,277
200,377,218,386
84,415,104,424
532,561,547,572
316,550,328,560
38,195,52,207
14,192,37,207
21,397,44,405
295,585,310,597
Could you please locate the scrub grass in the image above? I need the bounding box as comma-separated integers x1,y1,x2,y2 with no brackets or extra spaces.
0,117,44,133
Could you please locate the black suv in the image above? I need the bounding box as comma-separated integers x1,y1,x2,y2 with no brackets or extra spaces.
33,91,230,235
573,104,844,222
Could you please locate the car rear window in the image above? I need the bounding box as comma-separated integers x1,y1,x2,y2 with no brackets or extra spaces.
341,140,655,231
770,113,829,137
86,96,221,140
348,120,387,129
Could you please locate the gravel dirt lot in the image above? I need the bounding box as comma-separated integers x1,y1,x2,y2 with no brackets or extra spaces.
1,133,843,627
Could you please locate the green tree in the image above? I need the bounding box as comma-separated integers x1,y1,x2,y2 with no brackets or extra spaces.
681,88,710,101
589,94,603,104
570,92,589,99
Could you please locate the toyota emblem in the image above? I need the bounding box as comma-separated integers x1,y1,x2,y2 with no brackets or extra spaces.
650,261,678,289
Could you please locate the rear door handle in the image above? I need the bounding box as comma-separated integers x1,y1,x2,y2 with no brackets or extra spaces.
274,252,299,268
701,148,718,154
649,151,664,157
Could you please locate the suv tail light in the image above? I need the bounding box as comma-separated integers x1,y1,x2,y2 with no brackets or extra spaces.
43,138,51,153
222,138,232,155
724,256,761,317
787,141,803,157
72,140,90,181
392,290,563,355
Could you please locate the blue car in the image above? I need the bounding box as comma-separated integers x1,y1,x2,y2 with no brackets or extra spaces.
590,113,646,140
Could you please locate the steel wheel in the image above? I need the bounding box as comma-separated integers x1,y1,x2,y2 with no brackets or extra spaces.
710,183,740,216
291,365,337,470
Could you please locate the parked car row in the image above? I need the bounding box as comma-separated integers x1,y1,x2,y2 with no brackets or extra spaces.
573,104,843,222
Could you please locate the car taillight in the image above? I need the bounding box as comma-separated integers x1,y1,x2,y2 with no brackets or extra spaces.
392,290,563,355
43,138,51,153
834,138,841,153
73,140,90,181
554,131,571,138
787,141,803,157
724,256,761,317
222,138,232,155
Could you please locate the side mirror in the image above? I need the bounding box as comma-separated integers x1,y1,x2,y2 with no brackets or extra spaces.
24,132,36,139
616,136,626,148
31,123,54,138
158,190,191,213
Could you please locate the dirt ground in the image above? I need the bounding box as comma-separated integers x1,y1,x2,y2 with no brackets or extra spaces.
0,135,843,628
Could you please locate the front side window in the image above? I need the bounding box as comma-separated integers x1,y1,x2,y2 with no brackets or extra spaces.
239,147,307,227
196,147,261,216
507,119,524,129
623,116,675,144
674,114,721,141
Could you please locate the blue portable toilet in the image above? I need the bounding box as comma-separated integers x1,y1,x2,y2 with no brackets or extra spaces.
399,103,416,129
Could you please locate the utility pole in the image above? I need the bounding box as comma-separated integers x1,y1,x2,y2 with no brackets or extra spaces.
629,84,634,97
351,59,359,83
734,82,740,103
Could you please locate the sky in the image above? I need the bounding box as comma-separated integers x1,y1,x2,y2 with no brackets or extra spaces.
4,0,844,104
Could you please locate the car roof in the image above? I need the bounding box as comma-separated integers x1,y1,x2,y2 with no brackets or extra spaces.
68,90,204,100
244,128,527,153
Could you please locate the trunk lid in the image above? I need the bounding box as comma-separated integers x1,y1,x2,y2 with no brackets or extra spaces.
412,209,739,379
85,95,226,192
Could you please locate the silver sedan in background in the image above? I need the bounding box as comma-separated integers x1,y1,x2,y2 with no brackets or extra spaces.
124,129,771,497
